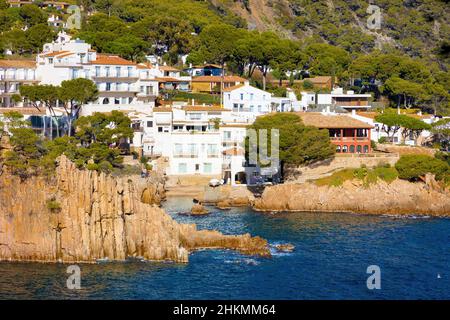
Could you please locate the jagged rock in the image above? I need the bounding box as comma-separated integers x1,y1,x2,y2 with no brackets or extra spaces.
190,204,209,216
0,155,270,263
274,243,295,253
216,200,231,210
253,180,450,216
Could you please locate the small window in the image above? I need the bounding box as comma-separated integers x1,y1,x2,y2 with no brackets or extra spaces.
350,145,355,153
342,145,348,153
336,145,341,153
240,93,244,100
158,127,163,132
178,163,187,173
114,98,120,105
147,121,153,128
357,145,362,153
363,145,369,153
102,98,109,104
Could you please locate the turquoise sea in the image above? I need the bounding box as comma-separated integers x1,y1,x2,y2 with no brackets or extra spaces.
0,197,449,299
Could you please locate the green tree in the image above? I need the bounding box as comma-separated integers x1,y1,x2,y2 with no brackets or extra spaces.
247,113,335,172
395,155,449,181
19,4,47,27
58,78,98,136
374,112,406,143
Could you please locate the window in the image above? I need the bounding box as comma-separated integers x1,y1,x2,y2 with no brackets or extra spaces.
114,98,120,104
147,121,153,128
48,58,53,64
223,131,231,140
178,163,187,174
336,145,341,153
342,145,348,153
189,113,201,120
158,127,163,132
258,105,262,112
250,105,254,112
250,93,254,100
106,83,111,91
350,145,355,153
121,97,128,104
116,67,121,77
174,144,183,156
102,98,109,104
203,163,212,173
188,144,198,157
233,103,239,111
105,67,110,77
95,66,100,76
357,145,362,153
195,164,200,172
363,145,369,153
207,144,217,157
240,93,244,100
127,66,132,77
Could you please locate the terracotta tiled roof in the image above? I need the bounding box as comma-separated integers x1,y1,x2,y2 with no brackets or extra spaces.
192,75,247,83
137,62,153,69
223,84,246,92
41,51,70,57
0,59,36,69
88,54,136,66
308,76,332,84
153,107,173,112
0,107,45,115
155,77,184,83
183,105,227,112
297,112,373,129
159,65,180,72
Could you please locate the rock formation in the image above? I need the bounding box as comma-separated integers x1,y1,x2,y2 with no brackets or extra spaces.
254,179,450,216
190,204,209,216
0,156,270,263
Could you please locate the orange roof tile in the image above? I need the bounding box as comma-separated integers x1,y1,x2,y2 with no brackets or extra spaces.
88,54,136,66
137,62,153,69
297,112,373,129
41,51,70,57
159,65,180,72
155,77,184,83
0,59,36,69
153,107,173,112
223,84,246,92
192,75,247,83
183,105,227,112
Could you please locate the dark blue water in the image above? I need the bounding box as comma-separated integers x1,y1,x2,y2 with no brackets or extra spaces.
0,197,449,299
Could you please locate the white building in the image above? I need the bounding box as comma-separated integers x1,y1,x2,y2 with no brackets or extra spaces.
33,31,158,115
223,83,272,122
300,87,372,112
350,111,435,145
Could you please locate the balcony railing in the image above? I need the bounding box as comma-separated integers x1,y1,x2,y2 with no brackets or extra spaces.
93,72,139,79
173,153,199,158
330,137,369,142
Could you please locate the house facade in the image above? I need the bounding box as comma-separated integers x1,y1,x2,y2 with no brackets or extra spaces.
223,83,272,121
298,112,373,153
191,75,247,93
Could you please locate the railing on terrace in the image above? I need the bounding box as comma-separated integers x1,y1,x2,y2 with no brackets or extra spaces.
336,152,400,158
330,137,370,141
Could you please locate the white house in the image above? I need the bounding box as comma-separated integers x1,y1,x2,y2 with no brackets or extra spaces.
33,31,158,116
301,87,372,112
223,83,272,121
350,111,435,145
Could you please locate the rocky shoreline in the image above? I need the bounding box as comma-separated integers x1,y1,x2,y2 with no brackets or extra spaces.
253,179,450,217
0,156,270,263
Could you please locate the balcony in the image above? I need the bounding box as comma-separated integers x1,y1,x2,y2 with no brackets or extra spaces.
0,75,39,82
93,72,139,81
330,136,370,142
173,153,199,158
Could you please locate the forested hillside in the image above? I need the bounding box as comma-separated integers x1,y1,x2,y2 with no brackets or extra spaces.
0,0,449,114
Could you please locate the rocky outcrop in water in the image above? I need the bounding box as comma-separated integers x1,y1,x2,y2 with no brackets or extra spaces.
254,179,450,216
0,156,270,263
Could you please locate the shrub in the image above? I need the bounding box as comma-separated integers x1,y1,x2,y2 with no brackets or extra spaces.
395,155,449,181
46,198,61,213
378,136,387,144
86,163,99,171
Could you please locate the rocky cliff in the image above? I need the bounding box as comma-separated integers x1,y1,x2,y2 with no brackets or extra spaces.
0,156,269,263
254,179,450,216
